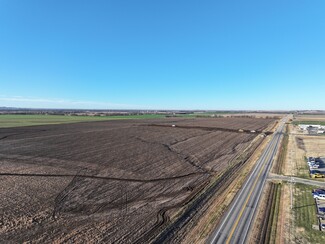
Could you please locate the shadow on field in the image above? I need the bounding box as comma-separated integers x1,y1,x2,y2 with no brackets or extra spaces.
293,203,316,209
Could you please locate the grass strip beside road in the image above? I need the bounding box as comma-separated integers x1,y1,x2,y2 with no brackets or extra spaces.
268,183,281,244
257,183,281,244
0,114,166,128
272,125,288,174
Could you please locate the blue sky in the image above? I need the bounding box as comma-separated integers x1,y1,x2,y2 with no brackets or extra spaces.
0,0,324,110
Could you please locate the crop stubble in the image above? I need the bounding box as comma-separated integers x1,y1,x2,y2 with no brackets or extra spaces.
0,117,274,242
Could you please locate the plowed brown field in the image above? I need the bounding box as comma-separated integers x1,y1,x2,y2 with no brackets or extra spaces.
0,117,275,243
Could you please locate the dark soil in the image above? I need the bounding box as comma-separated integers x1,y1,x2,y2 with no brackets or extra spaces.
0,117,274,243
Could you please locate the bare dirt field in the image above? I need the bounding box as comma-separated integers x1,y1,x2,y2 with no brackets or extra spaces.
300,136,325,158
0,117,275,243
294,114,325,122
285,124,325,178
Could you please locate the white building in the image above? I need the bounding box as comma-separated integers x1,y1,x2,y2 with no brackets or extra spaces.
298,124,325,134
299,124,325,130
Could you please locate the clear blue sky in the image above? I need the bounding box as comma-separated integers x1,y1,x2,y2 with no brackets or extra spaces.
0,0,324,110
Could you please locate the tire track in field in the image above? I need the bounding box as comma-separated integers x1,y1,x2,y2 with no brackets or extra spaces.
0,171,206,183
134,134,213,174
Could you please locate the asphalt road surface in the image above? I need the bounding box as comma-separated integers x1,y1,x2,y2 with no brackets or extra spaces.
269,173,325,188
208,118,287,244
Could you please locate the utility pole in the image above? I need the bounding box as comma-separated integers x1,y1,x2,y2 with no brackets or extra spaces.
290,176,292,209
290,176,294,209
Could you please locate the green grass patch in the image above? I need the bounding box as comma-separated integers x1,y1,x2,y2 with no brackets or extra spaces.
294,183,325,243
293,121,325,126
0,114,166,128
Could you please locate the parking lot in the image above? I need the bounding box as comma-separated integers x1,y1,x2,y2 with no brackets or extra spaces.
316,158,325,173
308,157,325,177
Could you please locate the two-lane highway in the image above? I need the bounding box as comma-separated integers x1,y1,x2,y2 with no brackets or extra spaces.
208,118,287,244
